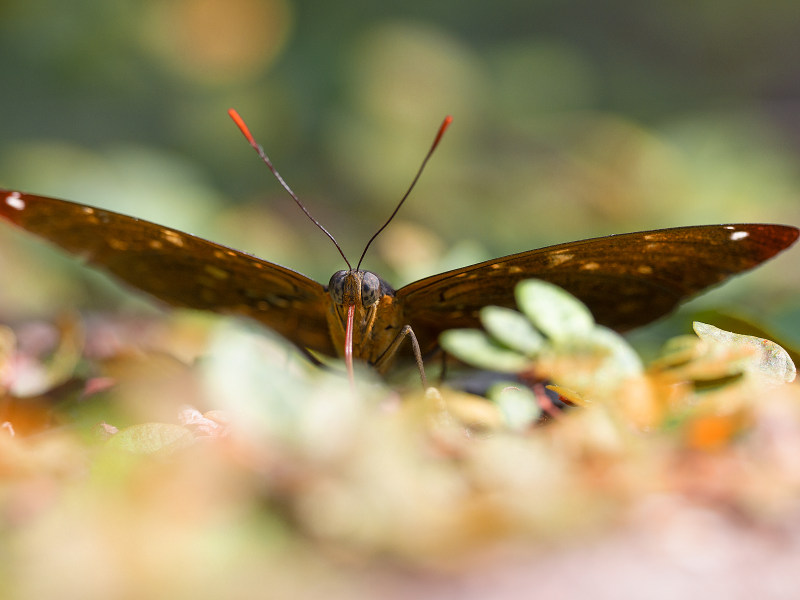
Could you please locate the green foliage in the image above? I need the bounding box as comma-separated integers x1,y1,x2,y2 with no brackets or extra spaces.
442,279,644,401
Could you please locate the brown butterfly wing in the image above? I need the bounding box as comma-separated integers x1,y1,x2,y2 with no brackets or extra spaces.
398,224,799,353
0,189,335,356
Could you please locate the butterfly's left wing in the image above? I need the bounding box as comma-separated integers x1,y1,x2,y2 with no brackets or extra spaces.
398,224,798,354
0,189,336,356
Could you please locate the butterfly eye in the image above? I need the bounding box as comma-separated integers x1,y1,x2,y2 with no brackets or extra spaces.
328,270,348,304
361,272,381,307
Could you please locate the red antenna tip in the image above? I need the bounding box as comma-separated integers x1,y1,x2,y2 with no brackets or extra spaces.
432,115,453,151
228,109,256,146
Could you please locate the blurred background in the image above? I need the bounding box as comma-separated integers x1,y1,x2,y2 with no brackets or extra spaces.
0,0,799,345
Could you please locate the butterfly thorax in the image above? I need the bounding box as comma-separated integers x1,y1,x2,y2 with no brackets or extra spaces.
325,269,405,368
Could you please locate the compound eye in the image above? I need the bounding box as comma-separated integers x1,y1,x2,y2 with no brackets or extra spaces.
328,270,348,304
361,272,381,307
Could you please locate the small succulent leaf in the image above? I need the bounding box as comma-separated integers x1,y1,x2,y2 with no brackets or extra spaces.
515,280,595,342
479,305,545,355
440,329,530,372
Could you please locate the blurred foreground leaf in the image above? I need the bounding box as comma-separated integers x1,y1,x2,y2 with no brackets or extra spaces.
693,321,796,384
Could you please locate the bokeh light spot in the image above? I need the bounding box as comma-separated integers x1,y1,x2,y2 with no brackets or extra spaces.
143,0,291,84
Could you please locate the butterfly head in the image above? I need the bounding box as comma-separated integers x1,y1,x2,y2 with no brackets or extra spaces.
328,270,385,309
326,269,398,364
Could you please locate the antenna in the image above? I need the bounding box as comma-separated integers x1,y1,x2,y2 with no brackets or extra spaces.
228,109,352,270
356,115,453,270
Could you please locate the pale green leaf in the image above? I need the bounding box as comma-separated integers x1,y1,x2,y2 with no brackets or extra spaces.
693,321,797,384
480,306,545,355
515,279,595,342
440,329,530,372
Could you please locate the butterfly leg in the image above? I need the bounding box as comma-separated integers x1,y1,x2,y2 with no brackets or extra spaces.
374,325,428,388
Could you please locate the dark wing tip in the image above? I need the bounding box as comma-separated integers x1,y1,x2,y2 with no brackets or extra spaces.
755,223,799,255
741,222,798,243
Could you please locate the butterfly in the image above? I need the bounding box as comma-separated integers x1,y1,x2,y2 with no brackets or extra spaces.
0,114,797,383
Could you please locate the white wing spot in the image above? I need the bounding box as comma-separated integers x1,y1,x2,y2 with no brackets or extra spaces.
81,206,95,215
730,231,749,241
490,263,502,270
5,193,25,210
724,225,735,230
580,262,600,271
162,229,184,247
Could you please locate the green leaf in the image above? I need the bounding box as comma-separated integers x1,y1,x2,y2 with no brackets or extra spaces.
487,383,542,431
515,279,595,342
693,322,797,384
440,329,530,372
480,306,545,355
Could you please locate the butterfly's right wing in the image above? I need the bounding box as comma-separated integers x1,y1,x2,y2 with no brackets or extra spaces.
397,224,799,354
0,189,335,356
